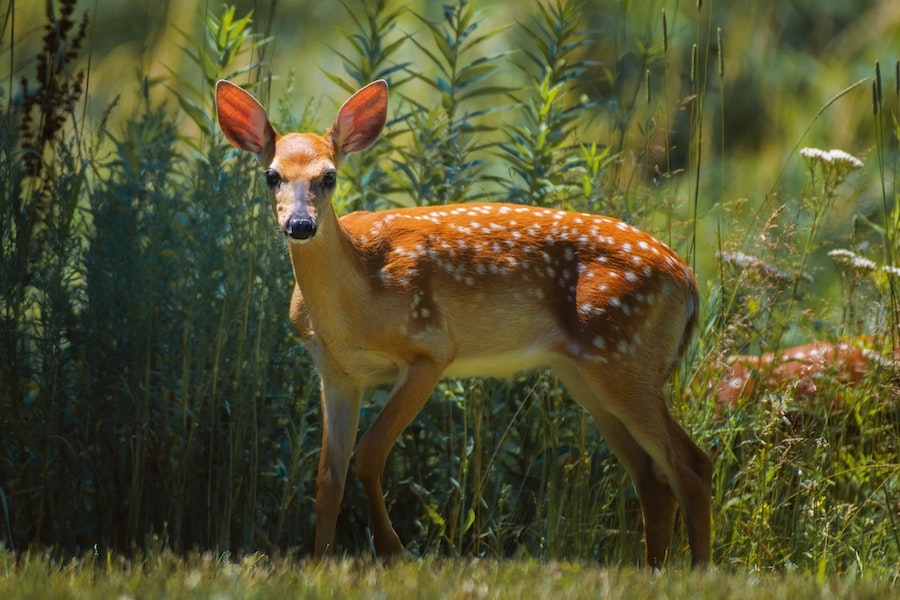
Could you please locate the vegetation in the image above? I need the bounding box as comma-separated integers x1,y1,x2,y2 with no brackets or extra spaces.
0,0,898,592
1,551,897,600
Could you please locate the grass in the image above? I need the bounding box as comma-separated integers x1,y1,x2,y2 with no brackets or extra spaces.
0,549,896,599
1,0,899,590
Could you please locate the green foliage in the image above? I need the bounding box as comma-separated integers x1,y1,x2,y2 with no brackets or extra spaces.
499,0,612,209
390,0,511,205
325,0,406,213
327,0,410,92
16,0,88,177
2,2,317,555
708,380,900,574
170,4,270,140
1,0,899,581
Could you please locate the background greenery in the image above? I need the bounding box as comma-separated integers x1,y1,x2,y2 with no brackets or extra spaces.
1,0,898,581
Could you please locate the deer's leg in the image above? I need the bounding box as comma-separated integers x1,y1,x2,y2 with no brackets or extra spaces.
314,377,363,558
553,362,677,567
611,394,711,568
354,355,446,557
654,412,713,568
553,360,711,568
592,411,681,567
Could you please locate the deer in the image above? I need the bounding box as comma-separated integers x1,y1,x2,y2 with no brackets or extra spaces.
215,78,712,569
716,338,899,409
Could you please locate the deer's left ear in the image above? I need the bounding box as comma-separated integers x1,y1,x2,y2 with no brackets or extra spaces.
328,80,388,157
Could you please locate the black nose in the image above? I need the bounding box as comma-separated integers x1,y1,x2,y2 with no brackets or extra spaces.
286,217,316,240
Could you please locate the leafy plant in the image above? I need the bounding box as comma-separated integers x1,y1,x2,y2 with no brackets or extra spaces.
499,0,612,210
392,0,510,206
326,0,409,213
171,4,271,140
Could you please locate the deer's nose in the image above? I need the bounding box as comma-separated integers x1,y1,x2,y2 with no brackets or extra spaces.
286,217,316,240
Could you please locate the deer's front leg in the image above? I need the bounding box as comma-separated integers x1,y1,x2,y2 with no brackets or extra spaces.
355,355,447,557
313,374,362,558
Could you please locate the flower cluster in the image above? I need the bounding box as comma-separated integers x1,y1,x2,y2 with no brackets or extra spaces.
828,249,900,282
827,249,877,272
799,147,864,202
717,251,800,283
799,147,864,171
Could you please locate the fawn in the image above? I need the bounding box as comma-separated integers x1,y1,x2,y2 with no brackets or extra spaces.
215,79,712,568
717,338,898,408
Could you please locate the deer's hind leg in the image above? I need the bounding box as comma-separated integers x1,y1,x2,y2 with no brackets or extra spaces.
551,358,711,568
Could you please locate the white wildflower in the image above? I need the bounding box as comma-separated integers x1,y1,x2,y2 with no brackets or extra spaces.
828,249,877,272
824,149,863,171
800,147,863,171
717,250,757,269
827,249,854,259
881,265,900,278
716,251,796,282
862,347,899,369
800,147,829,162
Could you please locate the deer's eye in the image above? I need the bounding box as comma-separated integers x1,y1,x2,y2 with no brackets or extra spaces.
322,170,337,188
265,169,281,188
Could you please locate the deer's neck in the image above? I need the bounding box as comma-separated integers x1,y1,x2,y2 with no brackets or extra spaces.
288,213,365,331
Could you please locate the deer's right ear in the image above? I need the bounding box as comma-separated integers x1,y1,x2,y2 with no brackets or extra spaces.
216,80,277,164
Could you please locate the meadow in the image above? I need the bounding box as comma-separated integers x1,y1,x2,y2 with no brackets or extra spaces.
1,0,898,595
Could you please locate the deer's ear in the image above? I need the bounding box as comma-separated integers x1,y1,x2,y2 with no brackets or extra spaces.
328,80,388,157
216,80,278,164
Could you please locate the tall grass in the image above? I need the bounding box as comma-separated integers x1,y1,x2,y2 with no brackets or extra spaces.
0,0,898,579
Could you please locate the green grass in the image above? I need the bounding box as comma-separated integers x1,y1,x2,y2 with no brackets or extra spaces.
0,550,896,599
